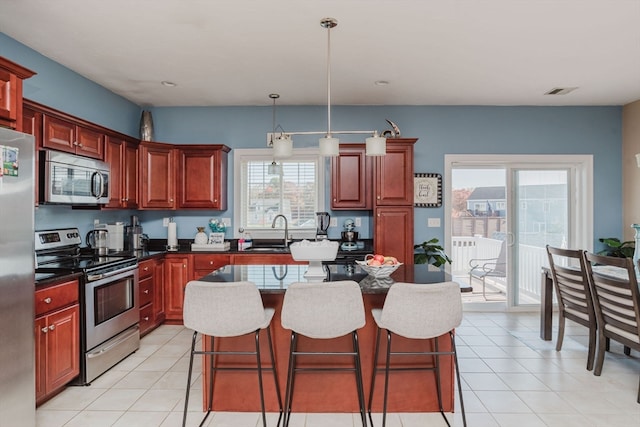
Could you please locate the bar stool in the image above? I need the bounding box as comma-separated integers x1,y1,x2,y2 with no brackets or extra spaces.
280,280,367,427
368,281,466,427
182,280,282,427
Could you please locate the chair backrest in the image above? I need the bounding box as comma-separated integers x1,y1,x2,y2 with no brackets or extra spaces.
379,281,462,339
584,252,640,347
546,245,595,326
281,281,365,339
183,280,269,337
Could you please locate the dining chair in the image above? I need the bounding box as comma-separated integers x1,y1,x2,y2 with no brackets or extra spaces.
546,245,597,371
583,252,640,403
182,280,283,427
280,280,367,427
367,281,466,427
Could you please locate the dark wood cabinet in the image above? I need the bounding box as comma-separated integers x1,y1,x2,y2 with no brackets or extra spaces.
374,140,415,206
105,136,139,209
374,206,415,264
139,141,176,209
35,279,80,405
138,258,165,336
331,144,373,210
231,253,305,265
177,145,230,209
192,254,231,279
0,56,36,131
42,114,104,159
21,105,41,206
164,255,191,322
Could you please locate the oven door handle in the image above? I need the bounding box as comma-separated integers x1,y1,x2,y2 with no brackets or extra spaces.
86,326,139,359
86,266,137,282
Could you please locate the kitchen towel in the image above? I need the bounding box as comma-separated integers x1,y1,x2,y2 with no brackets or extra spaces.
167,222,178,247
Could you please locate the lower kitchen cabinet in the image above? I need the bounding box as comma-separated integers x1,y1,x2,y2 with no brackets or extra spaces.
164,255,191,322
192,254,231,279
35,279,80,405
138,258,165,336
231,253,304,265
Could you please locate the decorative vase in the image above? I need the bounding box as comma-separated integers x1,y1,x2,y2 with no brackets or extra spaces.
194,227,208,244
139,110,154,141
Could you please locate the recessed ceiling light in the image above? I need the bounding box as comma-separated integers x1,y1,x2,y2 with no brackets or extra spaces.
161,81,177,87
374,80,390,86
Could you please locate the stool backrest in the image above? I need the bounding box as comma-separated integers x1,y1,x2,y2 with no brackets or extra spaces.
183,280,268,337
379,281,462,339
281,280,365,339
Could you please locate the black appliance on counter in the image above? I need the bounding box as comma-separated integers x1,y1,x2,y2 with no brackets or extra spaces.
35,228,139,385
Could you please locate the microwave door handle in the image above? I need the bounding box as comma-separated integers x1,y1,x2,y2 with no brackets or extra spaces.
91,171,104,199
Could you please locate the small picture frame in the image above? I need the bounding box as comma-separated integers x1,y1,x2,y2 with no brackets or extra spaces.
414,173,442,207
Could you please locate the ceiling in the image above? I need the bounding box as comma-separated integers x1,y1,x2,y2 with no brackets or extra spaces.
2,0,639,107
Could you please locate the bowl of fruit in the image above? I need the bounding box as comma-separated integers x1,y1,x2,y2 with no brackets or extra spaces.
355,254,402,278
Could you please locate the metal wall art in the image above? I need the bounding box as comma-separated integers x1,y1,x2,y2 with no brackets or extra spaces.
414,173,442,207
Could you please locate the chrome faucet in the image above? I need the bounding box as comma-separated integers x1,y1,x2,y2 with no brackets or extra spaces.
271,214,290,247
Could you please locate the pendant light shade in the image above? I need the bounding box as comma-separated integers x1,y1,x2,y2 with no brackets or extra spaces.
365,132,386,156
319,136,340,156
273,134,293,158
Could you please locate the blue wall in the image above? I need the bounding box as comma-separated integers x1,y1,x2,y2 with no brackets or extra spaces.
1,33,623,248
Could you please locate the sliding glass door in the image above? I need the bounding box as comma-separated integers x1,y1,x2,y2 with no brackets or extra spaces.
446,155,592,309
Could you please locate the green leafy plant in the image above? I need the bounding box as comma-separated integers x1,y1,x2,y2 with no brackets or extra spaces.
597,237,635,258
414,238,452,267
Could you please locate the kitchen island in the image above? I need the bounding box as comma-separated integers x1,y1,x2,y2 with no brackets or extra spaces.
193,263,468,414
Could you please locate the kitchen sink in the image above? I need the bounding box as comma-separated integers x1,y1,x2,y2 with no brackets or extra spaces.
245,246,289,253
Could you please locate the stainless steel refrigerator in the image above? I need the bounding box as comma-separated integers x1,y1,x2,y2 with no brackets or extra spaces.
0,126,35,426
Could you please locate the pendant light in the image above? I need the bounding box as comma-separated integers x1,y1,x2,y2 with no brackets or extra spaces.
267,17,387,157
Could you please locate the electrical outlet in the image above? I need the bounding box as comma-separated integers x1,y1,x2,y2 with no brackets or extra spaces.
221,217,231,227
354,217,362,227
330,217,337,227
163,217,170,227
427,218,441,228
94,219,99,227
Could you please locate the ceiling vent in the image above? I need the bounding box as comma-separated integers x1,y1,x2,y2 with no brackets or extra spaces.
545,87,578,95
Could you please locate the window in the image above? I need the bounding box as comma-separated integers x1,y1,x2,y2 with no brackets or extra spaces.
234,149,325,239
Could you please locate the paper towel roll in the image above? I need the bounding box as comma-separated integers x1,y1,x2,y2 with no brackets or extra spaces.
167,222,178,247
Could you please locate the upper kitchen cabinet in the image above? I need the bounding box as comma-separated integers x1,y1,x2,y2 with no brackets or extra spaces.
139,141,231,210
42,114,105,159
0,56,36,131
374,139,416,206
177,145,230,209
139,141,176,209
331,144,373,210
105,136,139,209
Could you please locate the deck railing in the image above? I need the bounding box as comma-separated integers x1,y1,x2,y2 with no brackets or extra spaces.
451,236,548,303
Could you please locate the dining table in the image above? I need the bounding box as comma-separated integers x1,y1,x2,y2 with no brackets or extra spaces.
191,262,470,414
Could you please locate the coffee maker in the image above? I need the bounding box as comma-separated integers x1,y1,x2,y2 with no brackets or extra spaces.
315,212,330,240
125,215,145,251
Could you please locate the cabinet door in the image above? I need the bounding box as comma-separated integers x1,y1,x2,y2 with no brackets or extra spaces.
34,316,47,403
231,254,305,265
123,141,139,208
374,206,414,264
104,137,124,208
46,305,80,393
177,147,227,209
164,256,190,320
331,144,372,210
140,142,175,209
22,106,41,207
375,142,414,206
76,126,104,159
42,115,76,153
153,260,165,323
192,254,231,279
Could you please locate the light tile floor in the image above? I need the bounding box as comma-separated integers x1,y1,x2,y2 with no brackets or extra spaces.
36,312,640,426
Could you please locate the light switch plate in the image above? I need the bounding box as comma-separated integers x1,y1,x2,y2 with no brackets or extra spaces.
330,217,337,227
163,217,170,227
221,217,231,226
355,217,361,227
427,217,441,227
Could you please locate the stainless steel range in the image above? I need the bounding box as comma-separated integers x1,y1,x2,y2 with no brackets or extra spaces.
35,228,139,385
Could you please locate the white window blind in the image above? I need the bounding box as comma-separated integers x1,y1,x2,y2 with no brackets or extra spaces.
234,149,324,238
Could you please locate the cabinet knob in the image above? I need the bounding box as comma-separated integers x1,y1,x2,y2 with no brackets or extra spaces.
73,141,79,146
183,265,187,268
170,199,174,202
143,267,149,271
48,325,55,331
143,316,150,321
209,261,213,265
41,327,48,334
43,297,52,304
333,198,337,202
377,195,381,199
144,289,150,294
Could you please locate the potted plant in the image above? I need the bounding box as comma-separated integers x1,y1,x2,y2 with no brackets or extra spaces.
597,237,635,258
414,238,452,268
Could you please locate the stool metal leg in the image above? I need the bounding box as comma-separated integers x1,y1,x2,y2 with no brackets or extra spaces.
265,325,283,427
351,331,367,427
283,332,298,427
451,332,467,427
182,332,214,427
367,327,382,427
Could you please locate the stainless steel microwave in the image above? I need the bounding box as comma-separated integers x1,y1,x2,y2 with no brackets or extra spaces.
41,150,110,205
